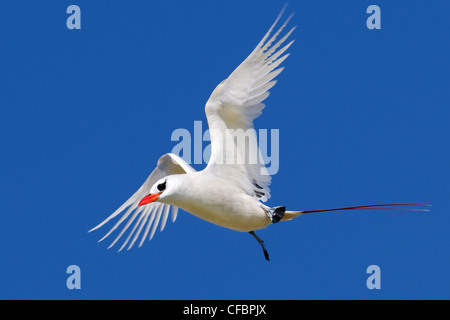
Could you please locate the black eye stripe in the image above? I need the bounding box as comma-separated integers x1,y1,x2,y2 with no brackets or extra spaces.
157,181,166,192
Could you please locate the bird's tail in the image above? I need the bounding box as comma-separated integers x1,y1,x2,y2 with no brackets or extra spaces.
281,203,430,221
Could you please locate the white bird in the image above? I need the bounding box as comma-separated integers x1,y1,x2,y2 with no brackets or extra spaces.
89,8,429,260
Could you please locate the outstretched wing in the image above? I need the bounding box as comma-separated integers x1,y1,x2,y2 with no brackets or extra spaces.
89,153,196,251
204,8,295,203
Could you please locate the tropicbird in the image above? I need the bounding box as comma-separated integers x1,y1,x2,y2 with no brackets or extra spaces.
89,9,429,261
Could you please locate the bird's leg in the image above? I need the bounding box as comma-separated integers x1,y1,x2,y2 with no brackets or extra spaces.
249,231,270,261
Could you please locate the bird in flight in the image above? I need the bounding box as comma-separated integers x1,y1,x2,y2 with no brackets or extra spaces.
89,8,429,260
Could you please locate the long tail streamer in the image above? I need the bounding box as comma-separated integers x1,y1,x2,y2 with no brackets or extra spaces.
300,203,430,214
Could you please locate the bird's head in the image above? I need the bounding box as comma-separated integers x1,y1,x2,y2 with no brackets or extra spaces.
138,175,185,206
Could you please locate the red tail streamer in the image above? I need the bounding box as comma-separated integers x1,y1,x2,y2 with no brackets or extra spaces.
300,203,430,214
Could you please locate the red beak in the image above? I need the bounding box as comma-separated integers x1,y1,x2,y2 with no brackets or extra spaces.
138,192,162,206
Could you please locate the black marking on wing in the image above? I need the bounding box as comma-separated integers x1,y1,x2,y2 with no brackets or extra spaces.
253,180,264,190
254,190,265,198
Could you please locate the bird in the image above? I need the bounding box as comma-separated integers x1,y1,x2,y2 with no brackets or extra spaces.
89,8,429,261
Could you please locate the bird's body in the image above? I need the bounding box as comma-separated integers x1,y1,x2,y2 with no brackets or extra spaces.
89,7,428,260
158,171,271,232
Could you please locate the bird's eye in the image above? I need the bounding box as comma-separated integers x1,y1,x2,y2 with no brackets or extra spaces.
157,181,166,192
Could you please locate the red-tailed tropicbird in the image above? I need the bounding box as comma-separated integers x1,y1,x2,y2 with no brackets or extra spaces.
89,8,429,260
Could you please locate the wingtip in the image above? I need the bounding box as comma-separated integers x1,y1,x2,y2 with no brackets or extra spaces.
279,3,289,17
88,225,100,233
286,13,295,24
98,233,110,243
88,219,111,234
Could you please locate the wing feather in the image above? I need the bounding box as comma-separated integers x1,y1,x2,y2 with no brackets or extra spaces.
149,204,164,240
204,9,295,202
139,205,158,248
118,206,148,252
89,153,195,250
127,205,153,250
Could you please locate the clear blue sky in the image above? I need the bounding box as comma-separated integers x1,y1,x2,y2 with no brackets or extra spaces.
0,0,448,299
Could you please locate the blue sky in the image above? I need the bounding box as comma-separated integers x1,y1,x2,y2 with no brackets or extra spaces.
0,0,448,299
